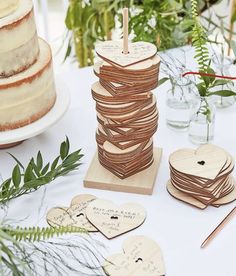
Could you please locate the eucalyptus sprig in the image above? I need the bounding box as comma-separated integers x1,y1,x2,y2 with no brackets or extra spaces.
0,137,83,205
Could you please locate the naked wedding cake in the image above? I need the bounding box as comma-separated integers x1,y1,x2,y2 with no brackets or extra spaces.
0,0,56,131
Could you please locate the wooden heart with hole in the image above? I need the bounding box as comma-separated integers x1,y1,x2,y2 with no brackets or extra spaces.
86,199,146,239
95,41,157,68
103,236,165,276
46,194,98,232
169,144,227,180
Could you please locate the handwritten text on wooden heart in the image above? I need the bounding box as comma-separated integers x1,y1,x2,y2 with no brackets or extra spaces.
103,235,165,276
86,199,146,239
95,41,157,68
46,194,98,232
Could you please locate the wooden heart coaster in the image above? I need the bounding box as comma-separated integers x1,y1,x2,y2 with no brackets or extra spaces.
169,145,227,180
167,178,236,209
47,194,98,231
103,235,165,276
167,144,236,209
86,199,146,239
101,55,160,72
95,41,157,68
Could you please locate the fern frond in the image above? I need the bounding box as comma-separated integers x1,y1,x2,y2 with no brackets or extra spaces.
191,0,210,73
191,0,198,18
2,225,87,242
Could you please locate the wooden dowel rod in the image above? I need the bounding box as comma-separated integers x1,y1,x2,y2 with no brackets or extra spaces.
123,8,129,54
201,206,236,248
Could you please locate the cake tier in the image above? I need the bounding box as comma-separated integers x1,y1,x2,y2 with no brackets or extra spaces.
0,0,39,77
0,0,19,18
0,38,56,131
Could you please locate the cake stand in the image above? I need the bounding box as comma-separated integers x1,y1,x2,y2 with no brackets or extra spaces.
0,78,70,149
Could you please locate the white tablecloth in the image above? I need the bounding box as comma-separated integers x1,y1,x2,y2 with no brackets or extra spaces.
1,47,236,276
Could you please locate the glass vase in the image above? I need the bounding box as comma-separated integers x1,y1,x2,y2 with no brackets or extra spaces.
189,96,215,144
212,54,236,108
166,78,193,131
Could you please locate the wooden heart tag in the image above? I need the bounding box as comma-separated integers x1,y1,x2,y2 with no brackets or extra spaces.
169,144,227,180
95,41,157,68
103,235,165,276
86,199,146,239
47,194,98,232
167,144,236,209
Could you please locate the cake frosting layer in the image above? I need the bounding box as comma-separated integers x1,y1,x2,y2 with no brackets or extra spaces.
0,38,57,131
0,0,39,77
0,34,39,78
0,0,19,18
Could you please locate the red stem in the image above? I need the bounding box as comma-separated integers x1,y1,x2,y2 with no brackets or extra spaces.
182,71,236,80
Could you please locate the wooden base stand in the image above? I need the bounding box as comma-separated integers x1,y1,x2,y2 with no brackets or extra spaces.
84,147,162,195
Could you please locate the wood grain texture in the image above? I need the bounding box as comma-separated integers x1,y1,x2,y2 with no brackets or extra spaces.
46,194,98,232
91,39,160,181
95,41,157,68
103,235,165,276
86,199,146,239
84,147,162,195
167,144,236,209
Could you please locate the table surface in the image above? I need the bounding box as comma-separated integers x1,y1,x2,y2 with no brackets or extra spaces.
1,46,236,276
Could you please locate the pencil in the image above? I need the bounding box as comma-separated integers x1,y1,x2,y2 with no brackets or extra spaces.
201,206,236,248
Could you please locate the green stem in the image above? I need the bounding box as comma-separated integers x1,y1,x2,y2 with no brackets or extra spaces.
74,29,84,67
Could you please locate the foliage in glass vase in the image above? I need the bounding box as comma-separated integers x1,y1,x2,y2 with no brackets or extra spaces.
0,137,83,205
190,0,236,98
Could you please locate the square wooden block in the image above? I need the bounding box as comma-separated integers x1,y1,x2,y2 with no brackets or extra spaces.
84,147,162,195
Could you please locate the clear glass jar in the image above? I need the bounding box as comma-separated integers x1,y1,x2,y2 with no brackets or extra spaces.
189,96,215,144
166,77,193,131
212,54,236,108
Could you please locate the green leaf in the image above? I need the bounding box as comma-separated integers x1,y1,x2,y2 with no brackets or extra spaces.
41,163,50,175
1,179,11,196
0,137,83,204
24,164,35,183
213,79,233,86
37,151,43,171
231,9,236,23
60,139,70,160
65,6,73,29
158,77,169,86
63,150,83,167
209,90,236,97
30,159,41,178
63,41,72,63
51,156,60,170
8,153,24,170
12,165,21,188
207,67,216,84
196,83,207,96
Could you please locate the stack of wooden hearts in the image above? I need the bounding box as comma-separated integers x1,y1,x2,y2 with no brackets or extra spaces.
92,41,160,179
167,144,236,209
